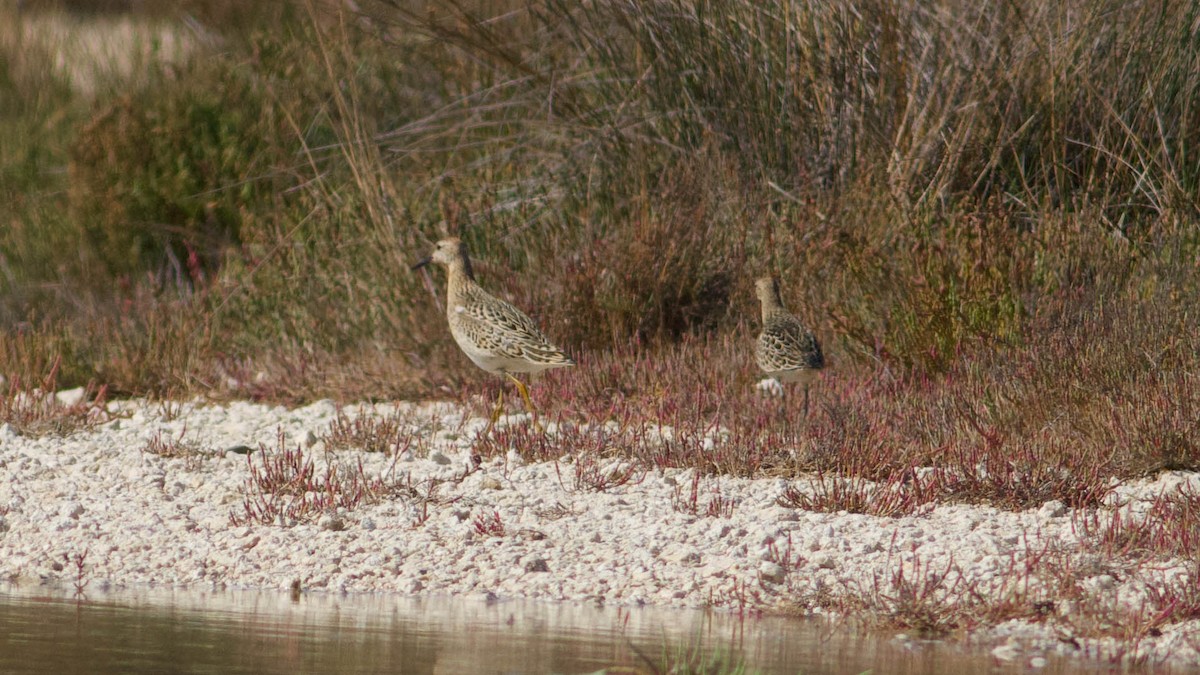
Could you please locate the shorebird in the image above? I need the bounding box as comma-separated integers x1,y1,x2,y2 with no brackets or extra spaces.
755,276,824,417
412,237,573,426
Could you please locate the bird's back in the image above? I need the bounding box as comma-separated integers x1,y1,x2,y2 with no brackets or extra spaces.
447,278,573,374
757,310,823,382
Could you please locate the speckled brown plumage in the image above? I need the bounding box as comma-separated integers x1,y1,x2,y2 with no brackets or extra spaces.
415,237,573,375
412,237,572,428
755,277,823,414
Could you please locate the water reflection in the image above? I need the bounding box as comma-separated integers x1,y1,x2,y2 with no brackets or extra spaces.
0,583,1090,674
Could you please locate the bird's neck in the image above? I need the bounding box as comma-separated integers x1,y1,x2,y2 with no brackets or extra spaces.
444,258,476,308
760,290,787,323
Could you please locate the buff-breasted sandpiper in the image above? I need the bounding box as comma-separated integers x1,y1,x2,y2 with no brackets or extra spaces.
413,237,573,425
755,276,824,417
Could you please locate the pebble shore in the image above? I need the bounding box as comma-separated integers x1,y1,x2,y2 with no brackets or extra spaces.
1,394,1197,668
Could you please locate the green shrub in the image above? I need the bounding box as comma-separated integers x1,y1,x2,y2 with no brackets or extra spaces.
67,55,288,282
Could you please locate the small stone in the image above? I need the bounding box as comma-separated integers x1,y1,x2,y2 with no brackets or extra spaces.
812,554,836,570
429,451,452,466
480,476,503,490
524,558,550,573
759,561,786,584
226,445,254,455
361,518,376,531
55,387,87,407
1038,500,1068,519
517,529,547,541
1029,656,1048,669
318,513,346,531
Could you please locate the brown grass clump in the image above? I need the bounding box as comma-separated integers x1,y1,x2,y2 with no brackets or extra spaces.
831,539,1200,652
141,427,207,462
1076,486,1200,563
323,406,420,455
672,474,738,519
777,468,937,518
471,509,506,538
0,355,110,437
552,147,750,348
231,429,402,526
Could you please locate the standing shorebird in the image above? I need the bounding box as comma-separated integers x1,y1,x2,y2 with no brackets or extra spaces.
755,277,824,417
412,237,573,426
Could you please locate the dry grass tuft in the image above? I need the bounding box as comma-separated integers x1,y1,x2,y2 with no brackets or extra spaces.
0,356,110,437
323,406,419,455
231,429,402,526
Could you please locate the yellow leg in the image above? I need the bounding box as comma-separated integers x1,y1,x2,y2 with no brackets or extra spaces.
492,386,505,422
481,385,504,437
506,373,533,412
505,373,544,432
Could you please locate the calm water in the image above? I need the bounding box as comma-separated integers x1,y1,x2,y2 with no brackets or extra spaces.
0,583,1098,674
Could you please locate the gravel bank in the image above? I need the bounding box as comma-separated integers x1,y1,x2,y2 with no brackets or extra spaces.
1,396,1197,668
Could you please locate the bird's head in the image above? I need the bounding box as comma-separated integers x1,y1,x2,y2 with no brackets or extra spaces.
754,277,780,303
412,237,472,277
